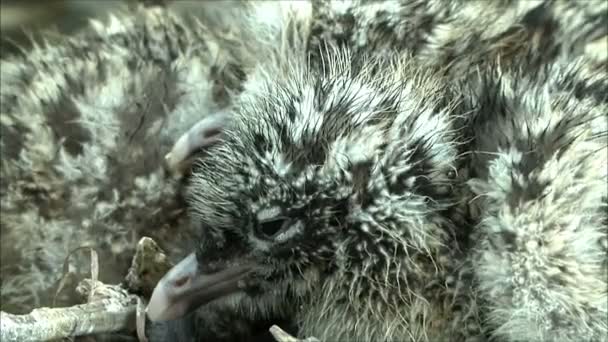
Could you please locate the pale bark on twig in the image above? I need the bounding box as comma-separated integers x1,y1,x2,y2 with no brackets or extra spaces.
0,280,137,342
0,237,309,342
0,237,170,342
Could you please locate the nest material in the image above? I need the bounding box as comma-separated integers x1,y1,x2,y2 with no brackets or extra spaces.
0,237,162,341
0,237,305,342
0,2,223,315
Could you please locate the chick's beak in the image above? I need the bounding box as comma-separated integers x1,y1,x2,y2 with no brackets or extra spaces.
146,253,253,322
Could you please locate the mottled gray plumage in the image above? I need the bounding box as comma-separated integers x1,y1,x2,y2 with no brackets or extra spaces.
1,1,606,342
0,4,228,313
463,57,608,341
308,0,607,75
148,1,607,341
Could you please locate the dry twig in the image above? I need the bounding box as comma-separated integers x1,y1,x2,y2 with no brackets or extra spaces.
0,237,171,342
0,280,137,342
0,237,308,342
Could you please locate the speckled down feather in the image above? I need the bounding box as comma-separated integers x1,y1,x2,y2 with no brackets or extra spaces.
0,1,606,342
463,57,608,341
0,5,233,313
177,3,606,341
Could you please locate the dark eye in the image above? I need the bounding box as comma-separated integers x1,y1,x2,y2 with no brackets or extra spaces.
256,217,289,239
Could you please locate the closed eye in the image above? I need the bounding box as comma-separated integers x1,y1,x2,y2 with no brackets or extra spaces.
256,217,290,239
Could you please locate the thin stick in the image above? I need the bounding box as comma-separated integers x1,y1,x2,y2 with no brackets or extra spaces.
0,237,310,342
0,280,137,342
0,237,172,342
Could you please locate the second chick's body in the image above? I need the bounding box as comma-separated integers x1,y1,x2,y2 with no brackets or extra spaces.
464,57,608,341
147,6,608,342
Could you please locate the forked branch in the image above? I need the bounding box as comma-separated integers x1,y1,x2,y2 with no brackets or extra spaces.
0,237,315,342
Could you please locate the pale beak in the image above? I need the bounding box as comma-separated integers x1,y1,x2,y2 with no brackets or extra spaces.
146,253,253,322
